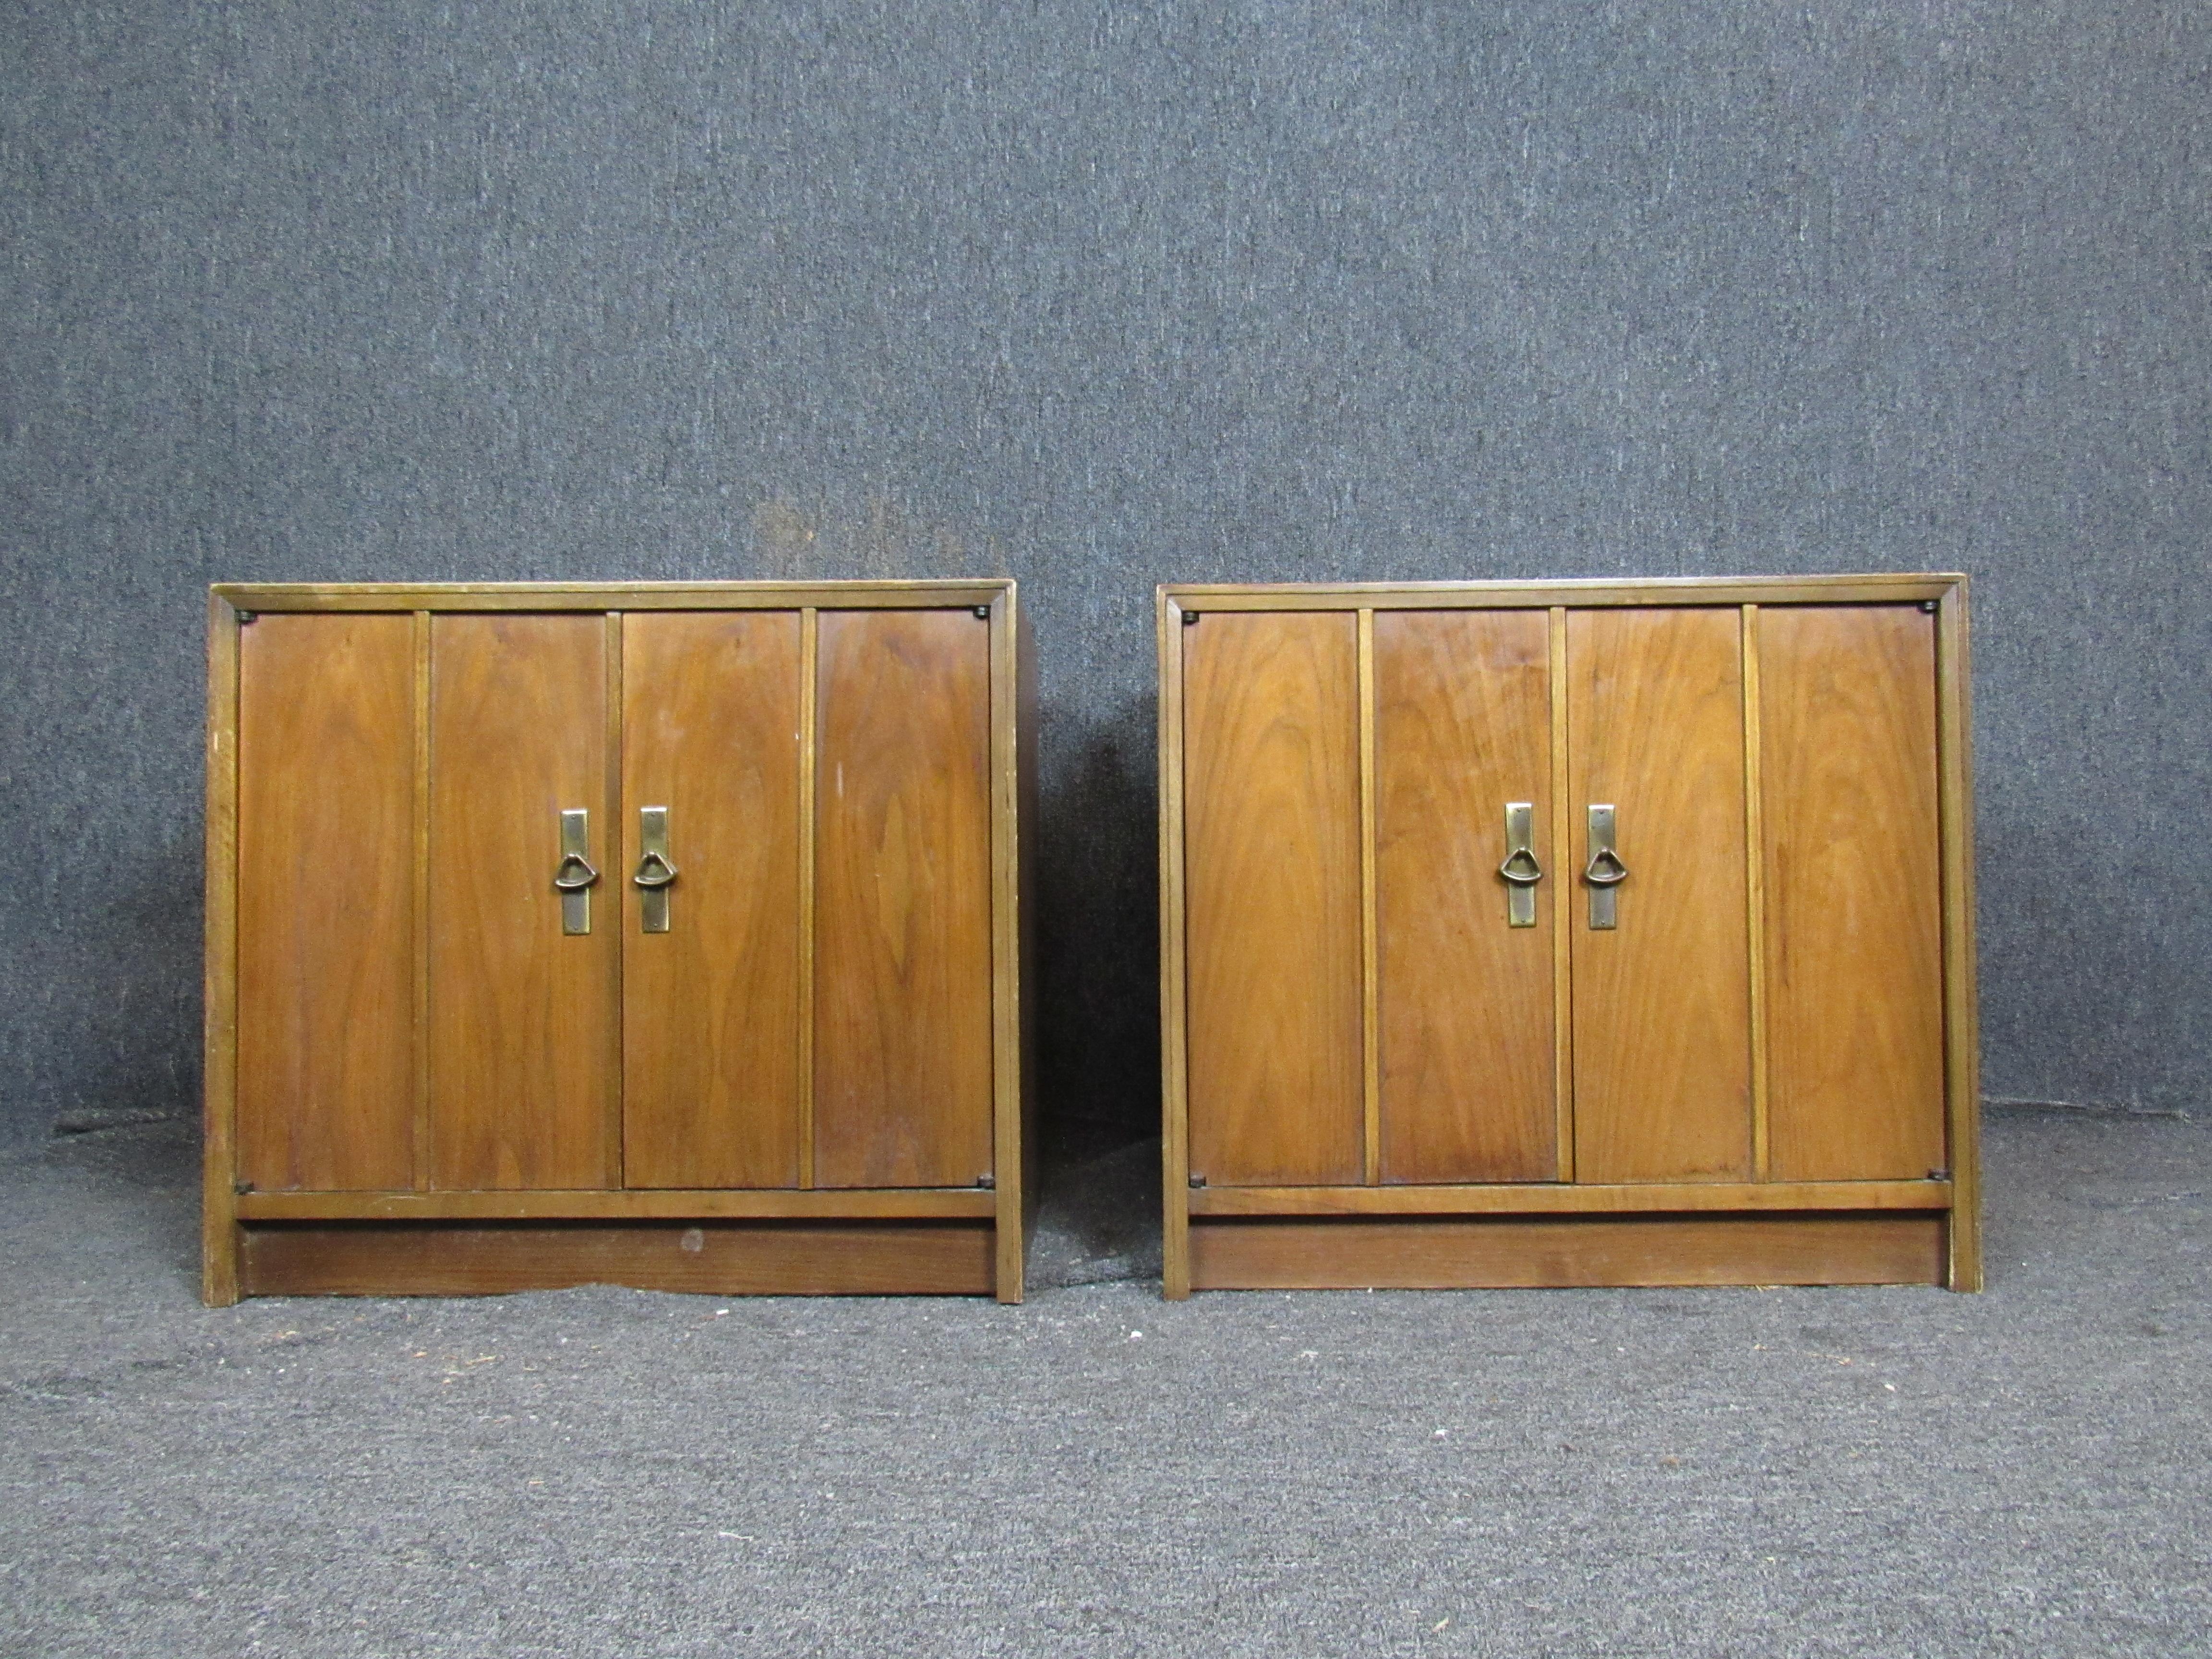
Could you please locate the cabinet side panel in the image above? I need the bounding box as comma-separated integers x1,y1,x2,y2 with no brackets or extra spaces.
1569,608,1754,1182
1761,606,1948,1180
429,615,616,1190
1375,610,1556,1182
813,610,994,1188
621,612,804,1189
1185,613,1363,1185
236,614,417,1191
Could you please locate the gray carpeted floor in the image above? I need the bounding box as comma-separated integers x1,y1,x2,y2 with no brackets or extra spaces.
2,1108,2206,1658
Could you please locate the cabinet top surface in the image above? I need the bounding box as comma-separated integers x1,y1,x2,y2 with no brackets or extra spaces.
1157,573,1966,608
212,578,1017,612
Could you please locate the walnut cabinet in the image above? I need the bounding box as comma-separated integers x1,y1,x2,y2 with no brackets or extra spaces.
204,582,1035,1304
1158,576,1979,1296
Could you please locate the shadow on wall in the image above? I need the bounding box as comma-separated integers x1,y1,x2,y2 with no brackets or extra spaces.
748,495,1013,583
1972,782,2198,1116
751,490,1164,1158
50,822,204,1136
743,493,1160,1153
1034,694,1162,1164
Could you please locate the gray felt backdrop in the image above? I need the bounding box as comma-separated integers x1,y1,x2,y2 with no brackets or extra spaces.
3,1,2206,1148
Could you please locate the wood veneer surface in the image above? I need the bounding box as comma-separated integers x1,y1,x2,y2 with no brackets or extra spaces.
1375,609,1557,1182
236,613,417,1191
1760,605,1948,1180
1568,607,1754,1182
1183,612,1364,1186
241,1221,996,1296
621,611,805,1189
428,614,616,1190
1190,1213,1946,1288
813,610,994,1188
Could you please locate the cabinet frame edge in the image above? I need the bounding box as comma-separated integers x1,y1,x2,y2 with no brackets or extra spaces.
989,583,1031,1302
1159,573,1982,1295
203,579,1024,1303
210,580,1014,612
1158,589,1193,1298
1936,577,1982,1289
1156,574,1964,610
202,590,244,1304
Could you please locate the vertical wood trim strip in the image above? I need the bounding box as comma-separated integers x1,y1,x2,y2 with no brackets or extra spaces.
987,591,1024,1302
1358,608,1381,1187
1015,606,1042,1283
410,611,433,1192
604,611,625,1190
797,606,819,1191
1159,593,1192,1298
201,592,243,1305
1743,605,1771,1182
1550,606,1574,1183
1937,582,1983,1289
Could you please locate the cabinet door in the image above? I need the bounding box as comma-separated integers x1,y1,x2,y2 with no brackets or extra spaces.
235,613,416,1190
1568,608,1753,1182
428,615,617,1190
620,612,805,1189
813,610,994,1188
1759,605,1947,1179
1183,612,1363,1186
1375,610,1558,1183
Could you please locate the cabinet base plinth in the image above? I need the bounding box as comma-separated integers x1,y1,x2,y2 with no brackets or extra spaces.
239,1220,998,1298
1189,1212,1948,1290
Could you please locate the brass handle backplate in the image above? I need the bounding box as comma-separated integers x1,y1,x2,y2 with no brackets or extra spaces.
634,806,678,933
555,809,599,935
1498,802,1541,928
1584,804,1627,929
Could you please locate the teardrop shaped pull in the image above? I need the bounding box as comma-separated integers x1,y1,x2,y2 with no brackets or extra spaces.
1584,804,1627,930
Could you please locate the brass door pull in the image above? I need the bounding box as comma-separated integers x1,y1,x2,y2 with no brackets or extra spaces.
1498,802,1541,928
555,809,599,935
634,806,677,934
1584,804,1627,929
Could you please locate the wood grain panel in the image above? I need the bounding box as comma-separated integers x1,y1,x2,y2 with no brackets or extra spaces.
993,595,1037,1301
240,1221,996,1296
1569,608,1753,1182
620,612,804,1188
1743,607,1770,1178
203,597,243,1304
1159,595,1194,1297
216,576,1958,616
237,1188,997,1221
1375,610,1557,1183
1936,582,1982,1289
1190,1213,1946,1289
1189,1178,1950,1216
798,608,820,1186
235,613,416,1191
1548,607,1575,1178
410,613,433,1187
428,615,615,1190
1358,610,1381,1184
813,610,994,1188
1183,612,1364,1186
216,582,1012,613
1759,606,1947,1180
1152,576,1960,611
